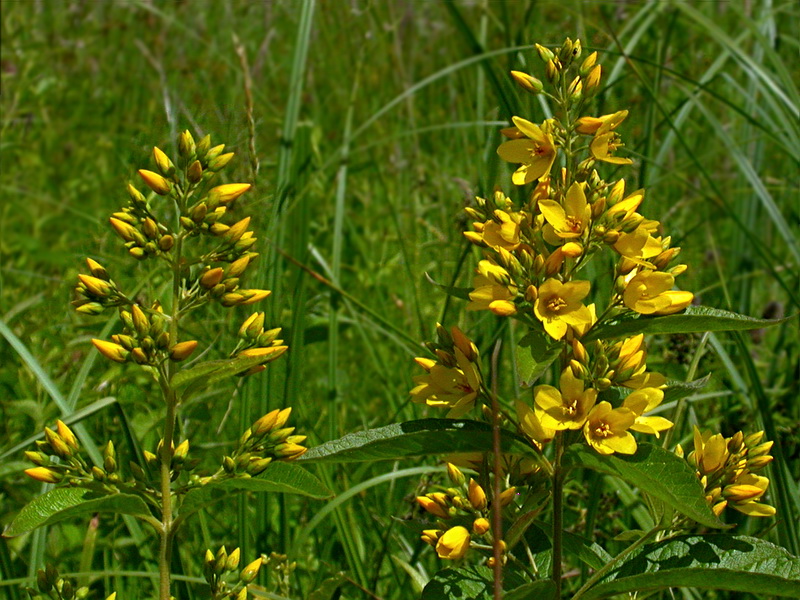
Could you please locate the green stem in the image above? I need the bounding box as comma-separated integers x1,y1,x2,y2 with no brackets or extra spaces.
571,525,661,600
158,232,183,600
552,432,564,598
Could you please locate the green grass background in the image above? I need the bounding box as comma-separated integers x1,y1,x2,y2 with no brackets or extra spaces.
1,0,798,598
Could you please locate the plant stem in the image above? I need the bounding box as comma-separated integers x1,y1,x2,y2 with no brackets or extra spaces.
489,340,504,600
158,233,183,600
552,432,565,598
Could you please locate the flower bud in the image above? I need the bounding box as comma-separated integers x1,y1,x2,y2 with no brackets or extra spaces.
208,152,235,171
472,517,490,535
78,274,112,298
85,258,109,280
153,146,175,177
468,478,487,510
25,467,62,484
92,339,129,363
510,70,543,94
170,340,198,362
240,557,262,583
535,43,554,62
138,169,172,196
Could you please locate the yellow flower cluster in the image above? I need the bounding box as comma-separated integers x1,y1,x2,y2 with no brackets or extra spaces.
678,428,775,517
410,325,484,418
418,463,516,561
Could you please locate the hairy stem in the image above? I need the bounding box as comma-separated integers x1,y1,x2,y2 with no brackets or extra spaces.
158,233,183,600
552,432,565,598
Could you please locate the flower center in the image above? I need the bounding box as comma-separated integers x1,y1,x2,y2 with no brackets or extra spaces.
594,422,612,438
546,296,567,313
562,399,578,416
566,216,582,233
530,143,549,158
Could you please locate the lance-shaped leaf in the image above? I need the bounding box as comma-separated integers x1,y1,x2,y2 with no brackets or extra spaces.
505,580,557,600
584,306,790,340
424,272,472,301
180,462,331,517
421,566,527,600
515,329,562,387
4,487,151,538
299,419,535,464
582,535,800,599
563,443,723,528
171,349,286,396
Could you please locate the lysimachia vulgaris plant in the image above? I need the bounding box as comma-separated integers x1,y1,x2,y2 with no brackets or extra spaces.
303,37,799,599
6,133,329,599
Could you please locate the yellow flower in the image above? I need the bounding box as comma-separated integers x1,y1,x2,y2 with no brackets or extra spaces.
622,387,673,437
575,110,629,135
515,399,556,445
534,368,597,430
540,182,592,245
614,226,663,264
691,428,729,475
533,279,593,340
467,261,518,316
497,117,557,185
623,271,693,315
481,209,521,251
583,402,637,455
727,474,776,517
436,526,471,560
587,111,632,165
610,334,666,389
410,348,481,417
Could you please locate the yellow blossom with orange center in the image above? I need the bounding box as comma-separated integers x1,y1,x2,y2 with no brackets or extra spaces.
583,401,637,455
623,271,693,315
497,117,557,185
533,278,593,340
540,182,592,245
534,368,597,430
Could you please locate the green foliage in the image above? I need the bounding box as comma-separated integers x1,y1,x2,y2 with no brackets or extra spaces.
301,419,533,463
564,444,723,528
1,1,798,598
4,488,151,538
581,535,800,599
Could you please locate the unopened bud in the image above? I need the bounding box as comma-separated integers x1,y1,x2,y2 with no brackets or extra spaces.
138,169,171,196
510,70,543,94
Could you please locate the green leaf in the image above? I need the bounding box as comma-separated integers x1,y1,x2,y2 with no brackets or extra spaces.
298,419,534,464
3,487,151,538
563,443,724,529
583,535,800,599
424,272,472,301
420,565,526,600
515,330,562,387
180,462,331,516
584,306,790,340
505,579,556,600
170,351,285,392
663,375,711,404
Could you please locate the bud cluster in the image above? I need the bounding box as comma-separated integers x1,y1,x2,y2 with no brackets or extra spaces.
417,462,517,561
24,420,87,486
196,407,307,484
24,564,102,600
72,258,129,315
677,428,775,518
202,545,263,600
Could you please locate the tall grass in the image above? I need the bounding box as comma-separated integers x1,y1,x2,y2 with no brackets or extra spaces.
1,1,797,597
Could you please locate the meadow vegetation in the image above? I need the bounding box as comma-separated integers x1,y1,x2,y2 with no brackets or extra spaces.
1,1,798,599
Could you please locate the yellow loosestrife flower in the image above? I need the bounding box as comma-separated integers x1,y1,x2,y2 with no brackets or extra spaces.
410,348,481,417
622,387,673,437
583,401,637,455
533,278,593,340
436,526,471,560
480,209,522,251
467,260,518,316
540,182,591,245
497,116,557,185
623,271,693,315
534,368,597,430
515,398,556,445
575,110,629,135
587,111,632,165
